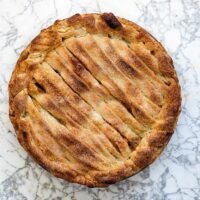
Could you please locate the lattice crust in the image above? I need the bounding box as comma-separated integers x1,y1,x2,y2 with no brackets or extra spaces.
9,13,181,187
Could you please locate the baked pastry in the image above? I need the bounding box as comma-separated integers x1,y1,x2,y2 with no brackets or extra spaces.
9,13,181,187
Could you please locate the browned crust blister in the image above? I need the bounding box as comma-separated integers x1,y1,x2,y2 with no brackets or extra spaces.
8,13,181,187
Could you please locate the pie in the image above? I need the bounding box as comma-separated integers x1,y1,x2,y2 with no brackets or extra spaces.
9,13,181,187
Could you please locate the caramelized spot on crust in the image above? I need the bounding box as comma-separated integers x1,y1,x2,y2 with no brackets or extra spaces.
134,147,152,168
67,13,82,25
83,15,96,29
148,131,173,148
101,13,122,29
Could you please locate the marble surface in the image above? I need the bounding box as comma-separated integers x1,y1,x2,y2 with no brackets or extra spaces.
0,0,200,199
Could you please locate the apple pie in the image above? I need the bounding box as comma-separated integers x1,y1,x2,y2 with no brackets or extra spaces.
9,13,181,187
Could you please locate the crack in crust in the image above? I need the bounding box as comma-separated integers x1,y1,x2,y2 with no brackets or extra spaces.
8,13,181,187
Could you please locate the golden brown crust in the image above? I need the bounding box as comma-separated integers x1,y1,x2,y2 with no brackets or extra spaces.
8,13,181,187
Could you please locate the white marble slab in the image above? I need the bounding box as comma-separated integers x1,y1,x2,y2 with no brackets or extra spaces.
0,0,199,199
